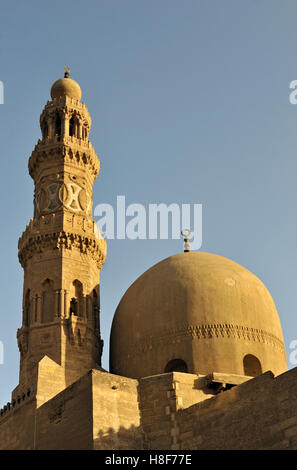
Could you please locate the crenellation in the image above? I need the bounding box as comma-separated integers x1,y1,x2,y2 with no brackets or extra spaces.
0,388,32,421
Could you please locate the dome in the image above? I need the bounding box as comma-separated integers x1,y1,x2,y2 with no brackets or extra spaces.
110,252,287,379
50,77,82,101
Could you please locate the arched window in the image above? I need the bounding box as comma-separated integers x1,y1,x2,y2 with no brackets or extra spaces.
72,280,83,317
82,126,88,140
55,111,61,136
69,116,75,137
164,359,188,373
42,279,55,323
24,289,30,327
93,289,99,331
243,354,262,377
41,120,48,139
69,115,79,138
70,297,78,316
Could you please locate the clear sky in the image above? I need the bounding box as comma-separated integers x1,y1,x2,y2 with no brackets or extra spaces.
1,0,297,405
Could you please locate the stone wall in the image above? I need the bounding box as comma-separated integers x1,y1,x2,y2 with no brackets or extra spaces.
2,367,297,450
139,372,216,449
36,369,142,450
36,371,93,450
92,370,142,449
176,368,297,450
138,368,297,450
0,396,36,450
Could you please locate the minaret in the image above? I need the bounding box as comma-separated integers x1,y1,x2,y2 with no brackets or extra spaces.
14,69,106,400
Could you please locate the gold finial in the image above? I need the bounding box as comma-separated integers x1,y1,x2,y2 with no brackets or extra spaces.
181,229,192,252
64,65,70,78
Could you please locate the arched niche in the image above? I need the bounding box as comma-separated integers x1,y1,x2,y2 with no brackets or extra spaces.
164,358,188,373
243,354,262,377
42,279,55,323
93,289,99,331
24,289,31,327
71,280,84,317
55,111,61,137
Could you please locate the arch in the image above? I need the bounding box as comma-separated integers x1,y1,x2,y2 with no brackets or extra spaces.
55,111,61,137
70,297,78,316
69,114,79,137
24,289,30,327
71,280,83,317
82,125,88,140
164,358,188,373
69,116,75,137
42,279,55,323
93,289,99,331
243,354,262,377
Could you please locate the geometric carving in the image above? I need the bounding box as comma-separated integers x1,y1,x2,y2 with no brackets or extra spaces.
126,323,286,359
61,182,86,212
35,181,88,216
37,183,62,213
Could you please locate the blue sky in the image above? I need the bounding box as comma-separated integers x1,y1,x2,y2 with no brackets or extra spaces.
1,0,297,405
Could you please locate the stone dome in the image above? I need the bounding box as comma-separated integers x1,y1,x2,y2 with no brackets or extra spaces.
110,252,287,379
50,77,82,101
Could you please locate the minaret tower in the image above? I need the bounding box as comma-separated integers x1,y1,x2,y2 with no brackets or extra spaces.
15,69,106,399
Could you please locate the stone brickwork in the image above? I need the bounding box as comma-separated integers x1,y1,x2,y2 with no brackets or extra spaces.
138,372,217,449
92,370,143,450
0,395,36,450
36,371,93,450
2,367,297,449
176,368,297,450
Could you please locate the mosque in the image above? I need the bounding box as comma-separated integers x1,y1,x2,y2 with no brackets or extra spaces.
0,71,296,450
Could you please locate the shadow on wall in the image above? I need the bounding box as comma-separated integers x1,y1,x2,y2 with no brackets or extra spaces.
94,424,144,450
63,283,102,388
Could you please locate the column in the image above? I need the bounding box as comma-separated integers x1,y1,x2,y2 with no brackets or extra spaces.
60,289,65,318
38,294,43,323
55,290,60,317
64,290,69,318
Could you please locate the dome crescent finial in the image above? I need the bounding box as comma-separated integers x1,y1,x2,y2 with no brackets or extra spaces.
181,229,192,252
64,65,70,78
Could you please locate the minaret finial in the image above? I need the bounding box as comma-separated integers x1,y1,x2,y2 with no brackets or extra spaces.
64,65,70,78
181,229,192,252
